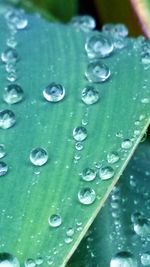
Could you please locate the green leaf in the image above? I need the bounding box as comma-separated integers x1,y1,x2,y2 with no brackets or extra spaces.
0,5,150,267
69,140,150,266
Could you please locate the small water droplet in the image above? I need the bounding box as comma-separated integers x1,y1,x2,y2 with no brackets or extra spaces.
110,251,137,267
24,258,36,267
3,84,24,104
85,61,111,83
99,166,114,180
64,236,73,244
85,33,114,58
107,151,119,164
6,37,17,48
78,187,96,205
66,227,74,237
81,86,99,105
1,48,18,63
6,10,28,30
75,142,83,151
0,145,6,159
0,252,20,267
35,257,44,265
81,167,96,181
43,83,65,102
141,98,150,104
71,15,96,31
121,139,132,150
102,23,128,38
133,217,150,238
7,72,17,83
73,126,87,141
30,148,48,166
48,214,62,228
0,109,16,129
141,252,150,266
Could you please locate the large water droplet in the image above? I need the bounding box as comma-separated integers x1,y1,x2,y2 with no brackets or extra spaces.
85,61,111,83
78,187,96,205
81,86,99,105
85,33,114,58
81,167,96,181
121,139,132,150
30,148,48,166
133,217,150,238
141,252,150,266
1,48,18,63
71,15,96,31
0,145,6,159
73,126,87,141
3,84,24,104
99,166,114,180
0,110,16,129
110,251,137,267
0,252,20,267
43,83,65,102
107,152,119,164
5,10,28,30
48,214,62,228
0,162,8,177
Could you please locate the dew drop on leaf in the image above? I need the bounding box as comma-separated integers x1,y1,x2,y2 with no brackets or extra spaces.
110,251,137,267
0,109,16,129
121,139,132,149
30,148,48,166
1,48,18,63
0,144,6,159
85,61,111,83
73,126,87,141
99,166,114,180
107,151,120,164
0,252,20,267
141,252,150,266
78,187,96,205
85,33,114,58
24,258,36,267
0,162,8,177
70,15,96,31
3,84,24,104
48,214,62,228
5,9,28,30
81,167,96,181
43,83,65,102
81,86,99,105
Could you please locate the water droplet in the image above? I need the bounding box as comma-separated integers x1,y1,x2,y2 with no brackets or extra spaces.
48,214,62,228
85,61,111,83
64,236,73,244
1,48,18,63
6,37,17,48
102,23,128,38
110,251,137,267
71,15,96,31
133,217,150,238
7,72,17,83
66,227,74,237
73,126,87,141
35,257,44,265
6,10,28,30
0,109,16,129
85,33,113,58
30,148,48,166
3,84,24,104
0,252,20,266
43,83,65,102
141,53,150,65
81,167,96,181
78,187,96,205
141,98,150,104
24,258,36,267
81,86,99,105
113,36,127,50
107,151,119,164
99,166,114,180
0,162,8,177
0,145,6,159
121,139,132,150
141,252,150,266
75,142,83,151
